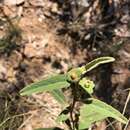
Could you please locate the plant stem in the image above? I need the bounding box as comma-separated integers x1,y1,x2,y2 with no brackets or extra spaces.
70,83,78,130
70,94,76,130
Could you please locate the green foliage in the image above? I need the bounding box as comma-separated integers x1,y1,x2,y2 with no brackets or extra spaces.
20,57,128,130
79,98,128,129
0,25,21,55
20,74,70,96
56,112,69,123
67,67,83,82
81,56,115,73
0,8,22,55
51,89,67,105
67,57,115,83
79,78,95,94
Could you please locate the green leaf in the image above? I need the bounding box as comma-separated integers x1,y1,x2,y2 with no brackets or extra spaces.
20,74,70,96
81,56,115,74
79,78,95,94
50,89,67,105
79,98,128,129
57,112,69,123
67,67,83,82
67,57,115,83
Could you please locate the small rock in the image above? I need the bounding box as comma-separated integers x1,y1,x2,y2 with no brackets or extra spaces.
3,5,16,16
4,0,24,5
24,43,37,58
1,64,17,82
24,38,48,58
0,62,7,80
8,51,23,68
29,0,45,7
7,68,16,82
51,3,59,13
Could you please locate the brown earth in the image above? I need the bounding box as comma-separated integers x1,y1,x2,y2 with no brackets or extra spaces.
0,0,130,130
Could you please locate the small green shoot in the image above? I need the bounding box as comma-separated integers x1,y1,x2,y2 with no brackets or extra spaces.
20,57,127,130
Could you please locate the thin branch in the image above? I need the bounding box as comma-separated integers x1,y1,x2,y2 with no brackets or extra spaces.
0,112,31,128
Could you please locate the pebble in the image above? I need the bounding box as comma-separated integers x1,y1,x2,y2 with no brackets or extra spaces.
3,0,25,5
0,62,7,80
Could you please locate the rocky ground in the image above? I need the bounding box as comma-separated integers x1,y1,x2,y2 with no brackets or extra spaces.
0,0,130,130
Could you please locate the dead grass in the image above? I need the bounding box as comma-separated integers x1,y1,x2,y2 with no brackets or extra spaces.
0,91,28,130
